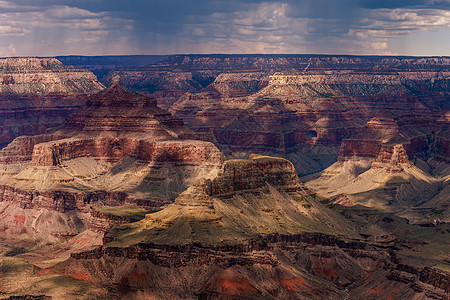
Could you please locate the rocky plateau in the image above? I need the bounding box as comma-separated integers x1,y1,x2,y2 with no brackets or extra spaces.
0,57,105,149
0,55,448,299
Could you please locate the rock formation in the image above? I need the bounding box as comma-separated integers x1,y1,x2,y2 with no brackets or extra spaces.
65,55,448,177
0,79,222,205
0,57,105,148
305,115,450,226
102,155,356,246
0,77,223,259
104,54,449,108
47,156,449,299
169,69,447,176
0,54,448,299
0,58,104,95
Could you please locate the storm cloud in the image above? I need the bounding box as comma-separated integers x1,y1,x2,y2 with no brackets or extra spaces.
0,0,448,56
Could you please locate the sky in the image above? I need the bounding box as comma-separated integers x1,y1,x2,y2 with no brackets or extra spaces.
0,0,449,57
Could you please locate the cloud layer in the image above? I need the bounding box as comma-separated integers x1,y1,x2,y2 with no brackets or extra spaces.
0,0,448,56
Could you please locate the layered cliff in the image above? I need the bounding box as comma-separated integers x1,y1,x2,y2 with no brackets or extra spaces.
0,57,105,149
48,155,449,299
305,115,450,226
169,67,448,176
105,54,449,108
94,55,449,177
0,77,222,210
0,77,225,273
0,76,228,299
102,155,355,247
0,54,448,299
0,58,104,95
51,232,449,299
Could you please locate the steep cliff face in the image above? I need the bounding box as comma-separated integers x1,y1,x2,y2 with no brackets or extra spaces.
0,58,104,95
0,78,222,208
305,115,450,225
169,68,448,176
47,155,449,299
100,55,448,177
105,55,449,109
0,79,228,300
0,55,448,299
206,72,269,98
102,155,355,246
0,78,224,268
51,233,449,299
208,155,302,196
0,57,105,149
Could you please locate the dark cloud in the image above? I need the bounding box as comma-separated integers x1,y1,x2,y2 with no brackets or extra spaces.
0,0,448,56
358,0,450,9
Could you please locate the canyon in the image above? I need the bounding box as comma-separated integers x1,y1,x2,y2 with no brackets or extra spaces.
0,55,448,299
0,57,104,149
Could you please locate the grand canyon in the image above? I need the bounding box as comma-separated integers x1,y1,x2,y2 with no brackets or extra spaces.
0,54,448,299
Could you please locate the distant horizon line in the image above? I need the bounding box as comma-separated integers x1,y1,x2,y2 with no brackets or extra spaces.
1,53,449,59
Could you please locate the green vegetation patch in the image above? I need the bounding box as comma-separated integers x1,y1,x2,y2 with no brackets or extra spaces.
94,205,149,220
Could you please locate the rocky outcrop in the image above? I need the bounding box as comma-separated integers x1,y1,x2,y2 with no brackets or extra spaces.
0,78,224,281
0,185,168,213
337,116,449,167
208,155,302,197
53,232,448,299
0,78,222,213
101,155,356,247
167,60,448,175
0,58,104,96
0,133,68,164
0,57,105,149
89,207,149,232
206,72,269,98
431,130,450,163
305,115,449,221
29,138,221,167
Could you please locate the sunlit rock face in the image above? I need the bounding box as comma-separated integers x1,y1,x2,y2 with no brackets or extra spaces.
306,114,450,226
0,78,223,269
0,55,448,299
0,57,105,149
0,57,104,95
116,54,448,229
0,78,222,210
85,55,449,176
49,156,448,300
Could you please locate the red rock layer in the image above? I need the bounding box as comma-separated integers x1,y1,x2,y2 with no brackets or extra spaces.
169,70,447,174
0,57,104,95
207,156,301,197
0,78,223,213
30,138,222,167
53,233,449,299
97,56,449,177
0,57,105,148
0,133,69,163
0,185,145,213
337,116,449,168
